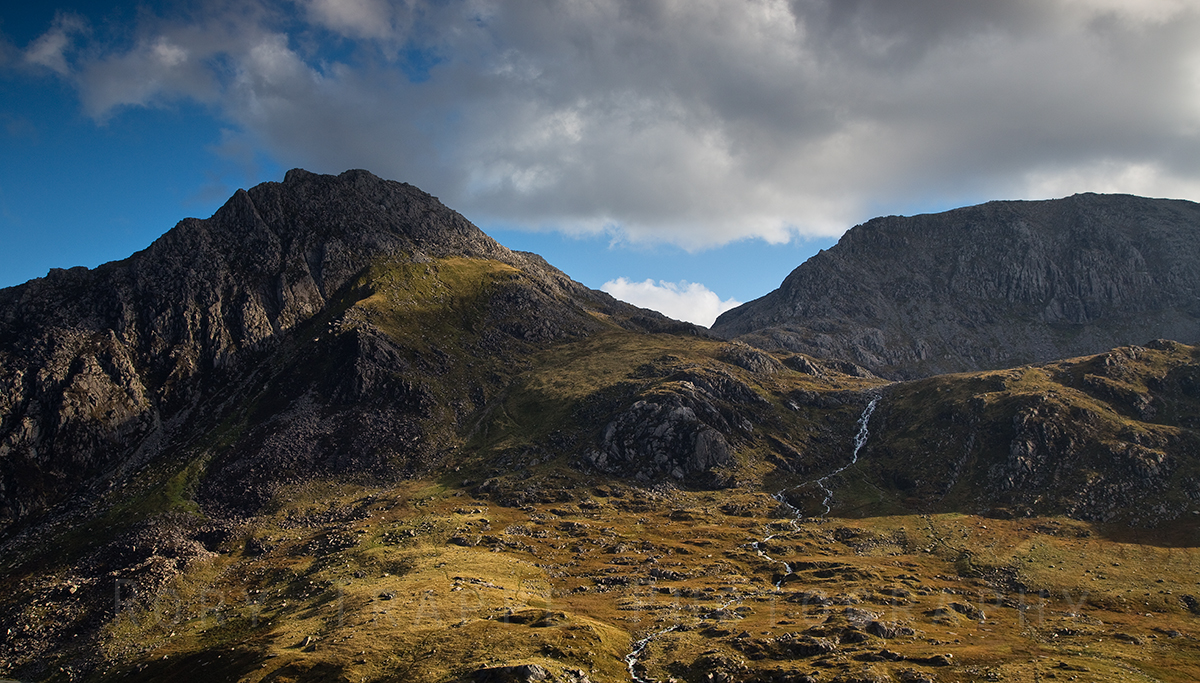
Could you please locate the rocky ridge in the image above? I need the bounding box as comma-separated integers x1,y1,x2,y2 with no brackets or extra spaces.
712,193,1200,379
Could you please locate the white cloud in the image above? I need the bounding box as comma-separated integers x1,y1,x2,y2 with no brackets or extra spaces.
1022,160,1200,201
79,35,217,118
601,277,741,327
1060,0,1191,24
303,0,397,40
18,0,1200,247
23,13,87,75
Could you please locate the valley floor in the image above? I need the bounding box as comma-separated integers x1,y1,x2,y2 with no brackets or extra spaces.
53,477,1200,683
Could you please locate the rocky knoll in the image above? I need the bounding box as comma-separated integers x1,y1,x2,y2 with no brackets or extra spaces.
0,169,680,533
585,357,768,484
857,339,1200,526
712,193,1200,379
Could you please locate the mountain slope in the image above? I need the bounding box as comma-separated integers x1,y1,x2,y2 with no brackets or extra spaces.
816,339,1200,528
712,193,1200,379
0,169,692,533
5,175,1200,683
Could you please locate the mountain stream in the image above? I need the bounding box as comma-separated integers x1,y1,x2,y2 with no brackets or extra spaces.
624,395,880,681
754,395,879,584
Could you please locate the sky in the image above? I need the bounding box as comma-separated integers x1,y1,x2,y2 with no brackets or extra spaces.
2,1,1200,326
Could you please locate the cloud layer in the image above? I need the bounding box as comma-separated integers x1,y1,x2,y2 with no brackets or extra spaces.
602,277,741,327
16,0,1200,247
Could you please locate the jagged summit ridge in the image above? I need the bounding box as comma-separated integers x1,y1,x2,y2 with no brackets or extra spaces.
3,169,508,348
713,192,1200,378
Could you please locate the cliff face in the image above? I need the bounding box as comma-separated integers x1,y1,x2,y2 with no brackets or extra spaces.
712,193,1200,378
0,169,680,531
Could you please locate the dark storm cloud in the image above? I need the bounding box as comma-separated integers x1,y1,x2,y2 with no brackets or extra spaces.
16,0,1200,245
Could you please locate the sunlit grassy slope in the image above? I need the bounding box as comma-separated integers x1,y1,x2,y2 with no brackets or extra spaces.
91,482,1200,683
5,257,1200,682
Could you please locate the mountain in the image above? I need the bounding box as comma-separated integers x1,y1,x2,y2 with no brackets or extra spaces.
712,193,1200,379
3,174,1200,683
0,168,698,532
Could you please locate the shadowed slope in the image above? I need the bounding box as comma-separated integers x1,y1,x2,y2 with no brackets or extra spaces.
713,193,1200,379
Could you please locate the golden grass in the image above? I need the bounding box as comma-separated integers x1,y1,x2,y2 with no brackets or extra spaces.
81,475,1200,683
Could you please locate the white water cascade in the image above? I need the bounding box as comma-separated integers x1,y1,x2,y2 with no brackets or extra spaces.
752,395,880,586
814,395,879,516
625,625,679,683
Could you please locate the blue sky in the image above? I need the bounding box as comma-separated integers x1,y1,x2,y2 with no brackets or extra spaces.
3,1,1200,326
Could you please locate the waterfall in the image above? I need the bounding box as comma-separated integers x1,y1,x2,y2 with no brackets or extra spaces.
814,395,879,516
760,395,880,588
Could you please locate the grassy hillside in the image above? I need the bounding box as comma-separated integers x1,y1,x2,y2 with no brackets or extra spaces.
75,478,1200,683
4,255,1200,682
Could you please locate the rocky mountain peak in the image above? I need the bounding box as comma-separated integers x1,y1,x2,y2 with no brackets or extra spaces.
0,170,679,530
140,168,513,308
713,193,1200,378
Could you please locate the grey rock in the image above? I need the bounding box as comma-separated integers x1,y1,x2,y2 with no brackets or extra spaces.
713,193,1200,379
584,365,766,484
472,663,553,682
718,341,784,375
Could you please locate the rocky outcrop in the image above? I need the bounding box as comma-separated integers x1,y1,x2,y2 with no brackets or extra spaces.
717,341,784,375
471,663,592,683
585,366,765,484
713,193,1200,379
588,395,735,481
859,341,1200,524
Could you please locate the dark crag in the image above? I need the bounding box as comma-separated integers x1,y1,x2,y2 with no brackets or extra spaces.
713,193,1200,379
